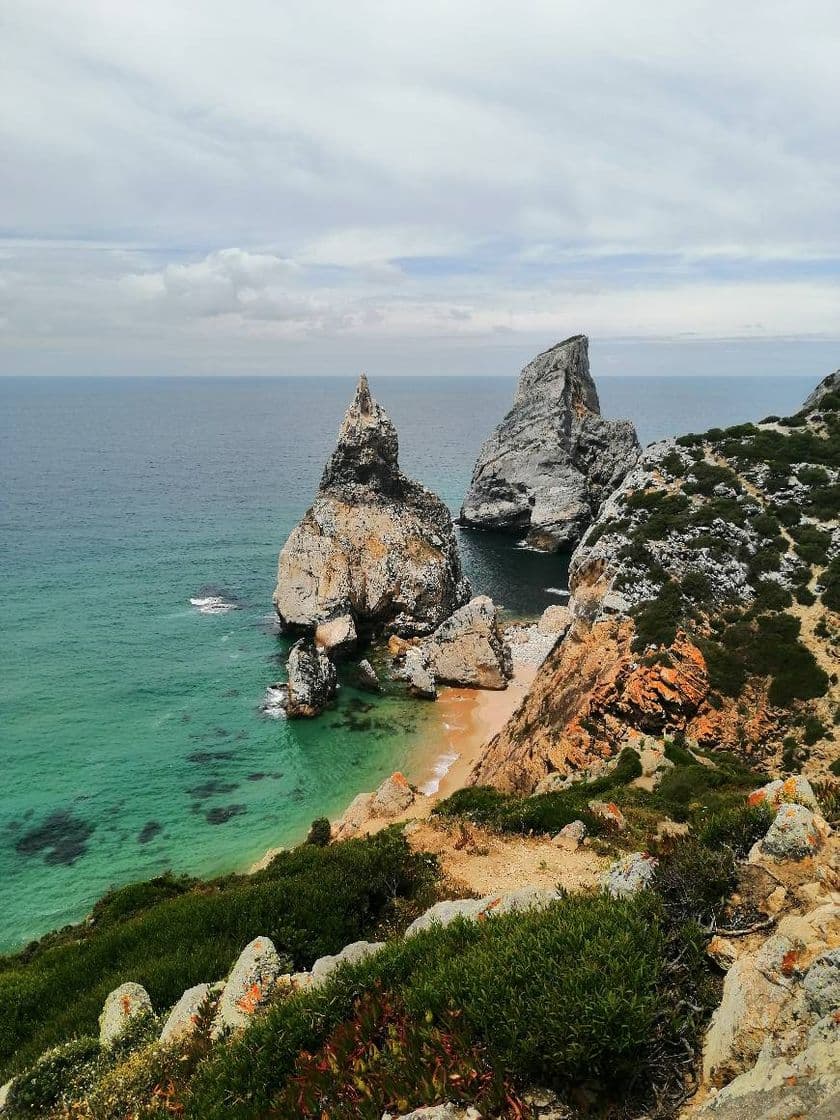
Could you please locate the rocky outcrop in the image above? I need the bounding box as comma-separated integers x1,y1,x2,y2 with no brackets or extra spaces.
405,885,560,937
801,367,839,411
212,936,284,1037
314,614,357,657
355,658,381,692
310,940,385,988
160,983,215,1045
274,375,470,638
99,982,153,1047
282,638,337,718
423,596,512,690
460,336,640,551
332,771,418,840
602,852,657,898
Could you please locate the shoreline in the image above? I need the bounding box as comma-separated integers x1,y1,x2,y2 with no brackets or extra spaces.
248,658,538,871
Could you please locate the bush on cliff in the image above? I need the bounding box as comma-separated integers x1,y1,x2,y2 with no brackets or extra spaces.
183,893,695,1120
0,830,435,1081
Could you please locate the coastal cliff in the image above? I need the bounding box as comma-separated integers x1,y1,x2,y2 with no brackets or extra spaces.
274,374,470,639
460,336,640,550
473,371,839,791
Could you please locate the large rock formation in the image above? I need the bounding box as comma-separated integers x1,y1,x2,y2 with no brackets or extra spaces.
424,595,512,689
274,374,470,638
460,336,639,551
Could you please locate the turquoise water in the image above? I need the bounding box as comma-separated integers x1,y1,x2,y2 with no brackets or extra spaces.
0,374,813,950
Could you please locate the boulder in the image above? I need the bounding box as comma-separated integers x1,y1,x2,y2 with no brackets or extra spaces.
747,776,820,812
310,940,386,988
588,799,627,831
160,983,215,1045
355,658,381,692
99,982,154,1047
370,771,416,816
460,336,640,551
537,604,571,636
275,375,470,637
696,1014,840,1118
803,949,840,1016
283,638,337,718
212,936,284,1037
601,852,657,899
314,614,357,657
405,887,558,937
401,646,437,699
761,804,828,860
423,595,512,690
552,820,587,850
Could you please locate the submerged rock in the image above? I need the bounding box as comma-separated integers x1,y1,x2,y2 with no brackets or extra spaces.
99,982,153,1047
274,374,470,637
460,336,639,551
283,638,337,718
423,595,512,690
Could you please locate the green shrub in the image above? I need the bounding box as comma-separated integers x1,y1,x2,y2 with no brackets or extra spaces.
821,556,840,611
653,766,728,822
6,1037,100,1116
306,817,333,846
696,804,774,858
684,462,741,497
184,894,685,1120
0,831,434,1080
795,585,816,606
631,581,683,650
652,840,736,926
830,759,840,777
790,524,832,566
681,569,712,602
803,717,827,746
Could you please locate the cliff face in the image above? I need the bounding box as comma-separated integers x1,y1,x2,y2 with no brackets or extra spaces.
274,375,470,638
474,371,840,791
460,336,640,551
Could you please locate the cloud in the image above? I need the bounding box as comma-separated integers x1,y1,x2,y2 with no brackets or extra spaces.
1,1,839,373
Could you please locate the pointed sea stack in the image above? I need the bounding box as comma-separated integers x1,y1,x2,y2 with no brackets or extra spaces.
274,375,471,638
460,336,640,551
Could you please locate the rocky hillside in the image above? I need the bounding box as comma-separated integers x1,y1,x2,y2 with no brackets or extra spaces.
474,372,839,792
460,336,640,551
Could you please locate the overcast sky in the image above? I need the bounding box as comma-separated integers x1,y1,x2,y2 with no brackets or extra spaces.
1,0,839,376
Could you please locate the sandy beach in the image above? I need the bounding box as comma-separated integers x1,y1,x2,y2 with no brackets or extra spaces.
413,661,538,801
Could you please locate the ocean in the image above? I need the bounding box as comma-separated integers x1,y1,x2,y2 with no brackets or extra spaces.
0,373,814,950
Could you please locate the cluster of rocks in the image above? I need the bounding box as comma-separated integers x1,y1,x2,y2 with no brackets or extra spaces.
460,336,640,551
72,884,563,1076
391,595,513,699
268,376,520,717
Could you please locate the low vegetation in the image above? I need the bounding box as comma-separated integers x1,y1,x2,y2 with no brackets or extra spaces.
0,831,436,1080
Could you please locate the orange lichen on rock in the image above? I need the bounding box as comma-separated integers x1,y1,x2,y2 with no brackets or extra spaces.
235,982,263,1016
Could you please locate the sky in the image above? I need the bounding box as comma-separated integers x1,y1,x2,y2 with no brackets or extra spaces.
1,0,839,377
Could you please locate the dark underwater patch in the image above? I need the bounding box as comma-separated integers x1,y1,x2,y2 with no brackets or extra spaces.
137,821,162,844
186,750,235,764
14,810,95,866
205,804,247,825
187,780,240,801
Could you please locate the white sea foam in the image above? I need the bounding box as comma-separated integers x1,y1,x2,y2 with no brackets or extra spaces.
260,685,288,718
545,587,570,598
419,750,460,795
190,596,240,615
